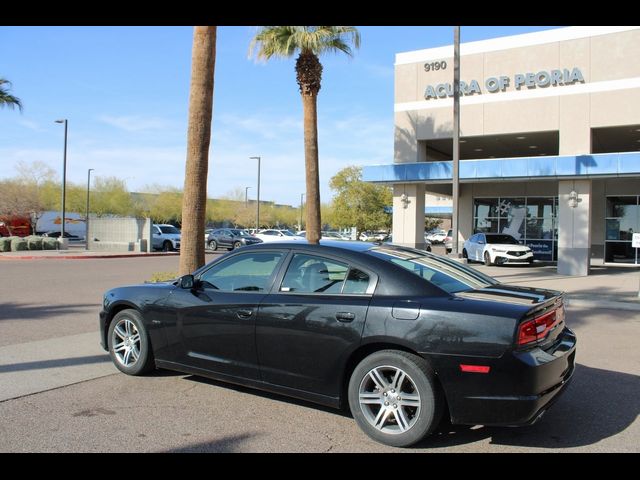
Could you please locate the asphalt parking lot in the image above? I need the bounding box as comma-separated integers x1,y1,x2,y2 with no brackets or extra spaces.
0,251,638,452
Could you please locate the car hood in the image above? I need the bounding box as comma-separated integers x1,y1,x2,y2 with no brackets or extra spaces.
455,284,561,306
487,243,529,250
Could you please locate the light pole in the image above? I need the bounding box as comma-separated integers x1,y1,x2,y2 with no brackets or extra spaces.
300,193,305,232
85,168,94,250
245,186,251,207
451,26,461,257
55,119,68,239
249,156,261,231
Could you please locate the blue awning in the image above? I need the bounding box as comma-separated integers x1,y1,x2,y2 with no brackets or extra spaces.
363,152,640,183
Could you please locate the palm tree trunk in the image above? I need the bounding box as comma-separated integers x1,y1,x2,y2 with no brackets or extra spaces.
179,26,217,275
302,93,321,244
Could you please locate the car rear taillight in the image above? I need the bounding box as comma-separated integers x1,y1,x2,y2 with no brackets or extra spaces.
517,306,564,347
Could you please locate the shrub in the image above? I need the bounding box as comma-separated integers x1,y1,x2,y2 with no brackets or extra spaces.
26,235,43,250
0,238,11,252
11,238,28,251
42,238,58,250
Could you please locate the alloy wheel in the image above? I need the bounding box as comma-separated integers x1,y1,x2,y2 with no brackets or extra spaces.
358,365,421,434
111,317,141,368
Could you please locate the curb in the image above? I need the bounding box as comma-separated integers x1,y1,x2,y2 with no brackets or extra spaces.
565,297,640,312
0,252,180,260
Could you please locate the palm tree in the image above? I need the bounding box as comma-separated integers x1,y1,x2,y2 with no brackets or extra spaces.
250,26,360,244
179,26,217,275
0,78,22,111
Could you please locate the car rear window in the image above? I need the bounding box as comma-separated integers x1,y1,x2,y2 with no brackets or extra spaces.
367,246,498,294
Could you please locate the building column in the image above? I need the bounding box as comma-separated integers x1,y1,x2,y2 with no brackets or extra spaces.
558,179,592,276
392,184,426,249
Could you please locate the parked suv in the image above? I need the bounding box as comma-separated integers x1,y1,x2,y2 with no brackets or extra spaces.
152,224,181,251
207,228,263,251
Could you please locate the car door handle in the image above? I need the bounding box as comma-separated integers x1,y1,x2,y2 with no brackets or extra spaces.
336,312,355,322
236,309,253,319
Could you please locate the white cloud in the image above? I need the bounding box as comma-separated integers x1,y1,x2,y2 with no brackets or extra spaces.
97,115,171,132
17,119,44,131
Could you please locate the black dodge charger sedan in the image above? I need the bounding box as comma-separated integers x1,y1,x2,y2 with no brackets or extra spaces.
100,241,576,447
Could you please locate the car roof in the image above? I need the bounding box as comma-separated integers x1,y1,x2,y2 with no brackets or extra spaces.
196,240,450,297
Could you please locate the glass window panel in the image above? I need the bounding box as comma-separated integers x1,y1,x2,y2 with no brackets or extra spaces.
343,268,370,294
199,252,284,292
474,217,499,233
526,218,554,239
500,212,526,240
606,196,639,239
497,198,526,218
525,197,555,218
474,198,499,218
606,196,637,218
281,254,348,294
605,241,636,263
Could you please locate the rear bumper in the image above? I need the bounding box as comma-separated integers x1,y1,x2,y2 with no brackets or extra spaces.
429,327,576,426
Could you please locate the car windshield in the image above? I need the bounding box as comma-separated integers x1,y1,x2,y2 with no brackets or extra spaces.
280,230,296,236
485,234,519,245
367,246,498,294
230,229,250,237
159,226,180,234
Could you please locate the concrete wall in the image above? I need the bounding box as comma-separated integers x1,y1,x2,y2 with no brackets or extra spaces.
88,217,152,252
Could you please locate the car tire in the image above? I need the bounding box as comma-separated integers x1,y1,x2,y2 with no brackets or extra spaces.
233,241,242,250
162,241,173,252
107,309,155,376
208,240,217,251
484,251,492,266
348,350,443,448
462,249,468,261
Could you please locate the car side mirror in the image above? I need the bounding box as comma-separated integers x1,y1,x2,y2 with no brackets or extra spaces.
179,274,195,289
478,240,485,244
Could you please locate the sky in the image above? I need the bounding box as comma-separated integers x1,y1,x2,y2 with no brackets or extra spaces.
0,26,559,207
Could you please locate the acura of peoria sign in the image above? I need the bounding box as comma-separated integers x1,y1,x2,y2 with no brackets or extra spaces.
423,67,585,100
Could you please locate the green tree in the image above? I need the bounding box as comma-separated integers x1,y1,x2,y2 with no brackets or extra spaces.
250,26,360,245
0,78,22,111
149,189,183,224
329,166,392,239
180,26,217,275
91,176,134,217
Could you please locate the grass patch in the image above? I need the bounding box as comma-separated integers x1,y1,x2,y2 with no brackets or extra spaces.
149,271,178,283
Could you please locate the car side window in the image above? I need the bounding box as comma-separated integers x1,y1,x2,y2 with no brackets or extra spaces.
199,252,284,292
342,268,370,294
280,254,349,294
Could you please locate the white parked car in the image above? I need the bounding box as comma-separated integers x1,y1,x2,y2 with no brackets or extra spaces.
254,229,305,243
426,229,447,243
152,224,181,252
463,233,534,266
298,231,349,240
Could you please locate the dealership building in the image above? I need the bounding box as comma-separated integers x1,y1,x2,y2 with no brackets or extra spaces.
364,26,640,275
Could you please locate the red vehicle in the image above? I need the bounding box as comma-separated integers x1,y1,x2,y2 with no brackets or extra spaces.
0,216,32,237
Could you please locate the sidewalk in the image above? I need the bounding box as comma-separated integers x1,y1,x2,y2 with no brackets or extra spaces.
0,247,179,260
481,263,640,311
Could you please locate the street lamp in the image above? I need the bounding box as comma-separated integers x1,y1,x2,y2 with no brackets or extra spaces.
245,186,251,207
249,156,261,231
300,193,305,232
86,168,94,250
55,119,68,239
